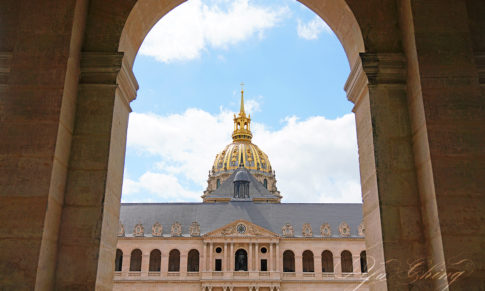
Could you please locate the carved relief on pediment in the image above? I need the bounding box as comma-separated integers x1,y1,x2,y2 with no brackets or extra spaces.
320,223,331,237
281,223,294,237
190,221,200,236
152,222,163,237
222,225,236,235
171,221,182,237
134,223,144,237
302,223,313,237
339,222,351,237
247,225,261,235
118,222,125,237
358,222,365,237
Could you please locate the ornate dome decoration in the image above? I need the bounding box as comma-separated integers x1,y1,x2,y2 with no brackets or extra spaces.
203,85,281,202
339,222,351,237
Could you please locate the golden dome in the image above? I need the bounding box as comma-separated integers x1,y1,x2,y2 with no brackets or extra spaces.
212,142,272,174
212,86,273,175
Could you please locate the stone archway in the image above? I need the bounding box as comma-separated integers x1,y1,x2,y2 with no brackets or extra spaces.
1,1,484,291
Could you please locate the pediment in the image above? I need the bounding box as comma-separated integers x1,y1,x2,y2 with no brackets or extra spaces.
203,219,278,238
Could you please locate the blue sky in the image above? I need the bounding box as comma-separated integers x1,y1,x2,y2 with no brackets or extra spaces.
122,0,361,204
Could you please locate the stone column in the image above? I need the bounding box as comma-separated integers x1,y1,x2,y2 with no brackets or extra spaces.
248,242,253,271
209,242,213,271
224,243,228,271
202,243,207,272
255,243,259,271
269,243,273,271
230,243,234,271
276,244,280,272
344,52,427,290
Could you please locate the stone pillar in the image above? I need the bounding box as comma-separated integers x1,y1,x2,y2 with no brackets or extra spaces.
334,255,342,276
255,243,259,271
209,242,213,271
224,243,228,271
398,1,485,289
295,254,302,274
230,243,234,271
248,242,253,271
141,249,150,276
180,253,187,275
161,249,168,275
0,1,90,290
352,255,360,274
344,52,427,290
121,248,130,277
53,51,138,290
269,243,273,271
276,244,280,272
315,250,322,274
202,243,207,272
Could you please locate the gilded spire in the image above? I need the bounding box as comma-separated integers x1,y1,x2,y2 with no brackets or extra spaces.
240,82,245,116
232,83,252,142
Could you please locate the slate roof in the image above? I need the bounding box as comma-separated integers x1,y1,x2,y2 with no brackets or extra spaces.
119,202,363,238
205,167,277,201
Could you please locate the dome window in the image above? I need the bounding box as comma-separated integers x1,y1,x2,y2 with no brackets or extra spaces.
234,170,250,199
263,179,267,189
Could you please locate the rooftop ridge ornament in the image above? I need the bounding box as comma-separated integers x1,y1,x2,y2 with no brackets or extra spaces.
232,83,253,142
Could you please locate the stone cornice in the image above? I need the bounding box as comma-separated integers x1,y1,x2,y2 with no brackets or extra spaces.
80,52,139,110
345,52,406,109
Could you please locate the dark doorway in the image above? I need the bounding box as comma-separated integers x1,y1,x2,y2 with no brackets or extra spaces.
215,259,222,271
260,259,268,271
234,249,248,271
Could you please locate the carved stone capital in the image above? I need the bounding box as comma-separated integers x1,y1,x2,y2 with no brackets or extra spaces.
80,52,139,109
345,52,406,107
360,52,406,86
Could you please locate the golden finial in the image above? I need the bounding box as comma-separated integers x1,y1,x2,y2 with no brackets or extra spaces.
232,82,252,142
240,82,245,115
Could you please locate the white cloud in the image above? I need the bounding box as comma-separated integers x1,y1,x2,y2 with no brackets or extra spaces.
252,114,361,203
139,0,289,63
122,107,361,203
297,16,332,40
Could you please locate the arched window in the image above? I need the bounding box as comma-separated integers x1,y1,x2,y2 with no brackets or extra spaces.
129,249,142,271
341,250,353,273
234,249,248,271
216,179,220,188
321,250,334,272
115,249,123,271
263,179,267,188
168,249,180,272
187,249,200,272
149,249,161,272
360,251,367,273
302,250,314,272
283,250,295,272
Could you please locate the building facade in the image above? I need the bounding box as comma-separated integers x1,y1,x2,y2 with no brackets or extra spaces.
113,91,368,290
